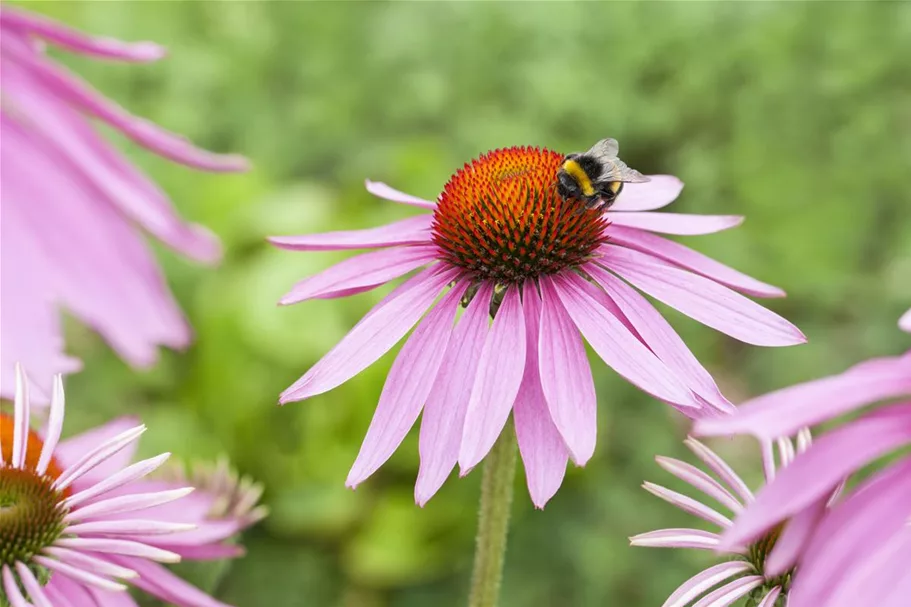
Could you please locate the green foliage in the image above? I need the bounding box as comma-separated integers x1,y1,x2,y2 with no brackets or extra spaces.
17,1,911,606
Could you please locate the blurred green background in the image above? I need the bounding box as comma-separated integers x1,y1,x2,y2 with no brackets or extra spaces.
19,1,911,606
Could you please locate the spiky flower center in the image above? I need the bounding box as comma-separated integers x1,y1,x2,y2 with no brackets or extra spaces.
0,414,67,574
742,523,790,607
432,146,608,283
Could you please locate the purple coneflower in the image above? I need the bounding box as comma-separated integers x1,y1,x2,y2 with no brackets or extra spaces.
0,6,248,403
695,345,911,607
271,145,805,507
0,365,264,607
631,433,817,607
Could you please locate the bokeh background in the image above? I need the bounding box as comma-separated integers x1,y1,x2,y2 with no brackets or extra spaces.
16,2,911,606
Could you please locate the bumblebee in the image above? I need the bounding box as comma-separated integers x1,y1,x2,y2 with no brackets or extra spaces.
557,138,649,212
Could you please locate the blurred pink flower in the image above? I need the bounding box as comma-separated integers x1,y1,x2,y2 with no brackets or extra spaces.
631,433,818,607
0,366,263,607
695,348,911,607
0,6,248,404
900,307,911,332
271,145,804,507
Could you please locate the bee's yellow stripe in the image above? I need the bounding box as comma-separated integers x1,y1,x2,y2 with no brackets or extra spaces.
562,160,595,197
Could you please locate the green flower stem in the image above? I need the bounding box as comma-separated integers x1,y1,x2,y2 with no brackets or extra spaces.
467,425,518,607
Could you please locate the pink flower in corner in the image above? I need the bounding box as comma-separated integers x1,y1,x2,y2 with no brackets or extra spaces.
0,6,248,404
900,308,911,332
631,433,819,607
271,145,804,508
0,366,264,607
695,347,911,607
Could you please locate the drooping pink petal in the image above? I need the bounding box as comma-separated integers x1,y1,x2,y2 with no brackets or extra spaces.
12,363,30,468
787,458,911,607
642,482,732,528
63,453,172,510
365,180,436,209
537,278,597,465
900,308,911,332
3,117,194,366
55,425,147,491
605,228,785,298
691,575,764,607
268,215,434,252
513,282,569,508
279,245,437,304
719,404,911,549
44,547,138,580
44,575,100,607
0,7,165,62
765,494,828,575
683,438,754,504
628,528,727,551
65,488,194,522
458,286,527,473
609,175,684,212
2,565,30,607
280,265,458,403
415,284,492,506
112,556,233,607
661,561,753,607
548,273,701,410
606,212,744,235
695,356,911,439
756,587,782,607
2,36,248,171
33,556,126,592
599,247,806,347
585,263,732,412
346,282,466,487
64,519,194,536
53,538,179,563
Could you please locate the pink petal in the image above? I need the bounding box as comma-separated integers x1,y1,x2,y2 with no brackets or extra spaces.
683,438,754,504
655,456,743,513
55,425,146,491
2,36,248,172
279,245,437,305
2,566,30,607
44,547,137,580
605,228,785,298
661,561,753,607
12,363,30,469
900,308,911,332
764,494,827,576
720,404,911,550
643,482,732,528
513,282,569,508
65,519,194,536
63,453,172,510
55,417,142,486
585,263,732,413
280,265,458,403
346,282,465,487
548,273,701,410
756,587,782,607
822,528,911,607
44,576,99,607
0,7,165,61
787,457,911,607
609,175,684,212
537,278,597,465
15,562,54,607
268,215,433,252
458,286,527,473
33,556,126,592
415,284,492,506
696,356,911,440
65,488,194,522
113,557,232,607
629,528,726,551
54,538,179,563
692,575,764,607
607,212,744,235
143,519,241,546
36,375,65,475
365,180,436,209
599,247,806,346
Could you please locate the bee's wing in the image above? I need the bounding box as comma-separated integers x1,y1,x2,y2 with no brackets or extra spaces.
585,138,620,162
611,159,650,183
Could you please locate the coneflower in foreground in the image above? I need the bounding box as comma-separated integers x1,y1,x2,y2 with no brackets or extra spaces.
0,366,263,606
696,342,911,607
631,432,819,607
271,144,805,507
0,6,248,403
